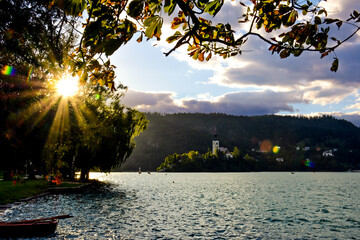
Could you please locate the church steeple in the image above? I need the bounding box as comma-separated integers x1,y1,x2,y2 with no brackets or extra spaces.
212,127,219,154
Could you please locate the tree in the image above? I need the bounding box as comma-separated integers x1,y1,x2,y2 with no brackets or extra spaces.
74,89,148,181
40,85,148,181
0,0,79,173
0,0,148,179
45,0,359,78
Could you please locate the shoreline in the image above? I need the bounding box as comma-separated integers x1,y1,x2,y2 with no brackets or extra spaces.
0,180,100,213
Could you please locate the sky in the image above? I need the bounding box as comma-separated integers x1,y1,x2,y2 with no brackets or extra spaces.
110,0,360,126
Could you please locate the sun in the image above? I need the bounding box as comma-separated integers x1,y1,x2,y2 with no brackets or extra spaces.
56,75,79,97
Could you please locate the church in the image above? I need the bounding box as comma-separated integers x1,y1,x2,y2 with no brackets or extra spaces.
212,137,233,158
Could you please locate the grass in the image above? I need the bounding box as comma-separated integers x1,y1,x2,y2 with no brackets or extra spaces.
0,180,86,205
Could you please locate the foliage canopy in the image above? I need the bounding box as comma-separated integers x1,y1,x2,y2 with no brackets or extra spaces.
46,0,360,78
0,0,148,180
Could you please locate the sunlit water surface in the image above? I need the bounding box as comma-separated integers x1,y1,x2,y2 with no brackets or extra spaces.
1,172,360,239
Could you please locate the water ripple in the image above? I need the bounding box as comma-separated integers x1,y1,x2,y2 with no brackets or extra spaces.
1,172,360,239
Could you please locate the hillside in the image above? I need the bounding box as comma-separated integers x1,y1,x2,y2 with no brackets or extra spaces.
116,113,360,171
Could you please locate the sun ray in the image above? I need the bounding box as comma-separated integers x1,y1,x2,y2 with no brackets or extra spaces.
45,97,70,146
29,96,62,131
10,94,58,131
69,97,98,135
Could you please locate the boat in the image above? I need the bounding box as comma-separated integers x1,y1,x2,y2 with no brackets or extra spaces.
0,215,72,238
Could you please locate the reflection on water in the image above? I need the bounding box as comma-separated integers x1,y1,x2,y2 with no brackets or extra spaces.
1,172,360,239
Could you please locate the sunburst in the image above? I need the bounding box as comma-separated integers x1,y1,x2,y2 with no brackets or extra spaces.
56,75,80,97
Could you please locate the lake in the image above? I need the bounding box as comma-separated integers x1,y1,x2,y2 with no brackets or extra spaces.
1,172,360,239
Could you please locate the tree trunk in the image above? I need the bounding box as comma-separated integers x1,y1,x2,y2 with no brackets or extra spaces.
80,168,89,182
28,160,36,180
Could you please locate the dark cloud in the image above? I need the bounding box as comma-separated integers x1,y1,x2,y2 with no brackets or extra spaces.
122,90,360,126
217,35,360,87
122,89,302,115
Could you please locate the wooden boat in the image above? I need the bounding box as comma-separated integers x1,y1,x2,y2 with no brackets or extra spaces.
0,215,72,238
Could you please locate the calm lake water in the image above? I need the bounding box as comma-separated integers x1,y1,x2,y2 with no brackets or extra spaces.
1,172,360,239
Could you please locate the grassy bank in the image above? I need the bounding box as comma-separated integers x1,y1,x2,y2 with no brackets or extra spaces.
0,180,86,205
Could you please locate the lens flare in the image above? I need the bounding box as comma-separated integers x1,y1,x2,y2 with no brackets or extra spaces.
260,140,272,153
302,159,315,168
27,66,33,83
2,65,16,76
273,145,280,154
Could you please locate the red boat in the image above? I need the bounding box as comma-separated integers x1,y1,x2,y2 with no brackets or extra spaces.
0,215,72,238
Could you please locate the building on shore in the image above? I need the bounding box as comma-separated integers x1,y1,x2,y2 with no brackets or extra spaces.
212,137,233,158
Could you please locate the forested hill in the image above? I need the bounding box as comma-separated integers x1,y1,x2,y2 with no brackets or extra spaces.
116,113,360,171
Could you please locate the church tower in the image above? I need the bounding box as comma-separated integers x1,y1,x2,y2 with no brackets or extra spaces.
212,140,219,154
212,127,219,154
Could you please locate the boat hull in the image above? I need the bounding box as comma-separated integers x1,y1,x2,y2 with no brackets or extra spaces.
0,219,58,238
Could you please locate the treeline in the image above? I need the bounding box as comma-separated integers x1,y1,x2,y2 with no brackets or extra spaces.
157,147,360,172
118,113,360,171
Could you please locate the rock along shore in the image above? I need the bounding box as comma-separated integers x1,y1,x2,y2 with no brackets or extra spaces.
0,181,99,212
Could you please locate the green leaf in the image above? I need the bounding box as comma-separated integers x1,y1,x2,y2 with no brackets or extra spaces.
292,49,303,57
83,19,102,46
318,9,327,16
353,10,360,18
166,31,182,43
144,16,163,39
336,21,343,29
287,10,298,26
198,0,210,8
164,0,177,15
324,18,339,24
280,49,290,59
314,16,322,24
128,0,144,19
101,20,136,56
330,58,339,72
57,0,86,16
103,39,125,56
204,0,222,16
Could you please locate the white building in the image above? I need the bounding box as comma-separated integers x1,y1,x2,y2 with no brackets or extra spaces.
212,140,233,158
212,140,220,155
323,150,333,157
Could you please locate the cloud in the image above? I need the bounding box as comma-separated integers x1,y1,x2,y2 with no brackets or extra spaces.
122,90,360,126
183,90,302,115
122,89,303,115
345,102,360,110
120,90,184,113
320,0,360,20
120,0,360,127
203,28,360,105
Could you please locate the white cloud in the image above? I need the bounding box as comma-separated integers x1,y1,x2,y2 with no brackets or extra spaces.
119,0,360,126
345,103,360,110
122,89,303,115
